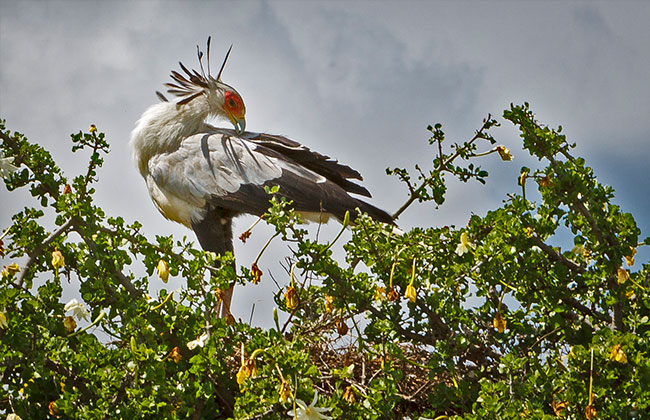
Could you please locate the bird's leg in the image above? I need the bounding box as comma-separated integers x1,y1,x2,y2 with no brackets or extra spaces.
220,285,234,318
220,216,235,319
191,207,236,319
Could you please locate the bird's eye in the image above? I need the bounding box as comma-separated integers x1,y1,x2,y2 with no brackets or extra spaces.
224,91,244,114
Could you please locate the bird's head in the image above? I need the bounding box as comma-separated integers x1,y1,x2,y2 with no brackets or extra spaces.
208,81,246,135
163,38,246,134
207,83,246,134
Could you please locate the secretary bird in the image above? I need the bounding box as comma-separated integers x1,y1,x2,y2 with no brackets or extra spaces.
131,38,393,317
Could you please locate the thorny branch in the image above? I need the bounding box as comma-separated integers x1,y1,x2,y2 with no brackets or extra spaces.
524,121,626,330
392,115,496,220
17,218,75,287
530,235,586,274
75,224,143,298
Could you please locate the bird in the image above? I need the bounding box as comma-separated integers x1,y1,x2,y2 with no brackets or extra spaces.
130,38,393,317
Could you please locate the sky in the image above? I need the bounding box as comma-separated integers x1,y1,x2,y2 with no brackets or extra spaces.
1,0,649,327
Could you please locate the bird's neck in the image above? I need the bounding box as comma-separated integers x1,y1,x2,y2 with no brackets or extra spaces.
130,98,215,175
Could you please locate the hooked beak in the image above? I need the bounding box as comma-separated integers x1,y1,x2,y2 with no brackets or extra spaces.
228,113,246,135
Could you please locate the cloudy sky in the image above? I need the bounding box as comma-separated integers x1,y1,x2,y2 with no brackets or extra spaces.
1,1,649,326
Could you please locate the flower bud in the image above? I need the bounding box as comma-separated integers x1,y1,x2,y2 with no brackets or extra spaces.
493,312,507,333
251,262,262,284
63,316,77,333
336,318,349,336
52,249,65,270
157,259,169,283
496,145,513,161
168,346,182,363
405,284,416,303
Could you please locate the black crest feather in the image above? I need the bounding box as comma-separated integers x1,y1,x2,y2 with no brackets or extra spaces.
166,37,233,105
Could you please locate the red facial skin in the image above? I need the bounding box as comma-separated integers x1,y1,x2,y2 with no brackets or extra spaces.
223,91,245,118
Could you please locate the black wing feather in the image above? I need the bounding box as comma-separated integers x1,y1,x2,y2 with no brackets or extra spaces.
207,169,393,224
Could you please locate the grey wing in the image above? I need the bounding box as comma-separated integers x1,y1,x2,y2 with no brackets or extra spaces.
148,133,284,212
149,131,393,224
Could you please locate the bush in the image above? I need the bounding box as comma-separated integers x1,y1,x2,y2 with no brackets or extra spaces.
1,104,648,419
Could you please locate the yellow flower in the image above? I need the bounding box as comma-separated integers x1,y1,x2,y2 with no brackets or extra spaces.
386,287,399,302
374,286,386,302
214,288,224,302
246,358,258,378
18,378,34,394
493,312,507,333
455,231,475,256
324,294,334,313
89,124,97,133
0,311,7,329
52,249,65,270
168,346,182,363
279,378,291,402
609,344,627,364
342,385,356,403
551,399,568,417
539,175,551,188
157,259,169,283
617,267,629,285
6,414,22,420
237,356,257,386
496,145,513,161
236,346,258,387
625,247,636,267
519,170,528,186
404,258,417,303
405,283,416,303
48,401,59,416
571,243,584,256
251,262,262,284
63,316,77,333
336,318,349,336
2,263,20,278
236,364,248,386
585,404,597,419
284,284,298,309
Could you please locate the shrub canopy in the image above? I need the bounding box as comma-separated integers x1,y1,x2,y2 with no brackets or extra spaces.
0,105,648,419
